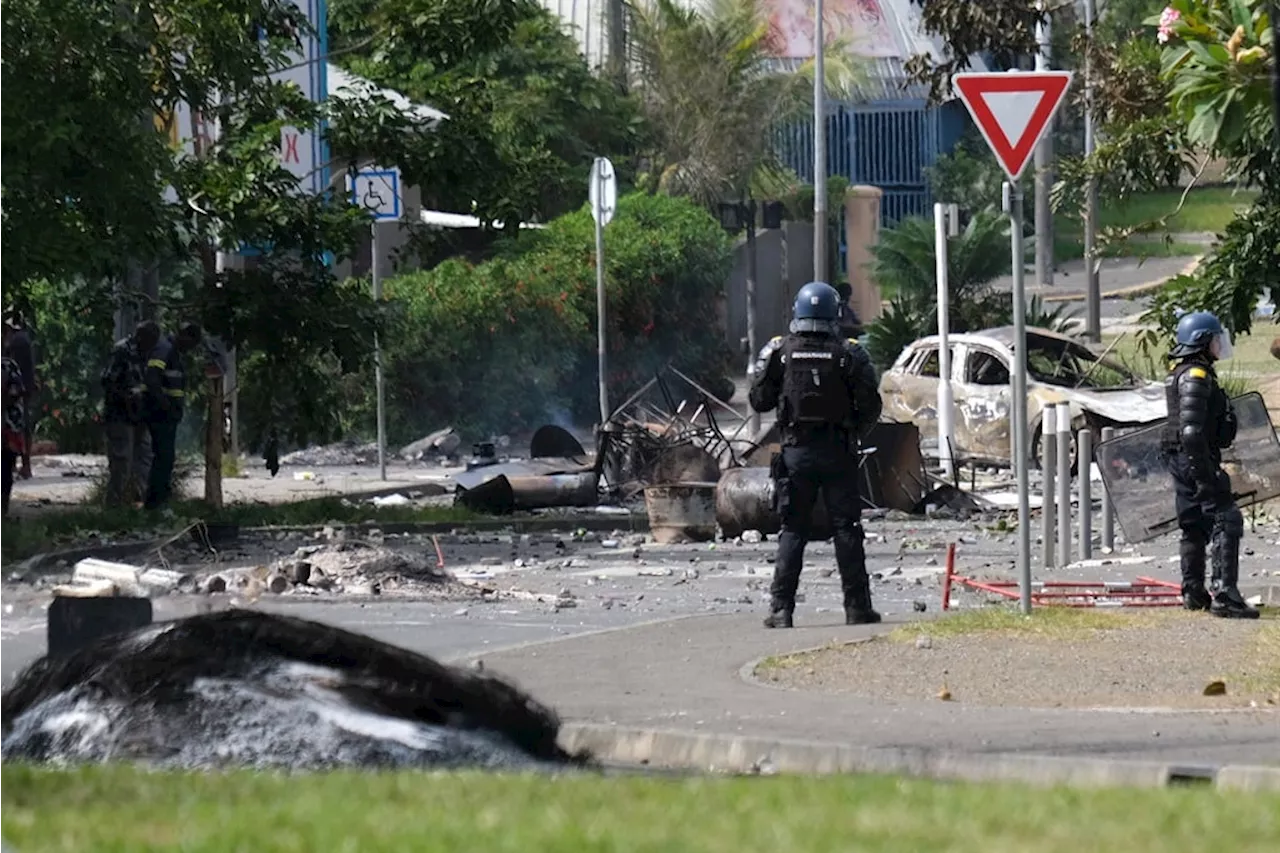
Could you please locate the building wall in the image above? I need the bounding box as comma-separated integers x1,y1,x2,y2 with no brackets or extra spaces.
723,222,816,367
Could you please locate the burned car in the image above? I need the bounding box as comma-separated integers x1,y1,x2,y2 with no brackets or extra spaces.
879,327,1167,471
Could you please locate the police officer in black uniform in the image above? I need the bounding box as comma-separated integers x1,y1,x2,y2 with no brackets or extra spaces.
834,281,864,339
749,281,883,628
1159,310,1258,619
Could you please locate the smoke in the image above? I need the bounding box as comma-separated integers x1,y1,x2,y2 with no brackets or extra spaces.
544,404,579,433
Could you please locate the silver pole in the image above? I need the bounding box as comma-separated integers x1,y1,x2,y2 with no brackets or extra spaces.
745,202,760,437
372,223,387,481
1056,401,1071,567
1100,426,1115,551
1006,181,1032,614
1078,427,1093,561
595,163,610,426
934,203,954,480
1041,404,1057,569
1083,0,1101,341
812,0,827,283
1033,2,1054,290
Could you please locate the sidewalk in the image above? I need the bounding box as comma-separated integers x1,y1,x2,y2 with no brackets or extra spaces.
476,612,1280,776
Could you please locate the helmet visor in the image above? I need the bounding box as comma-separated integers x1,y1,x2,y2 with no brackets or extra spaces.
1210,330,1234,361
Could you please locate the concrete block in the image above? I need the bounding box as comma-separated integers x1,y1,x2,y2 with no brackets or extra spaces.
47,595,154,658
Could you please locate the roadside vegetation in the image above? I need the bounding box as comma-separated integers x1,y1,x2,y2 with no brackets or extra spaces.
4,764,1278,853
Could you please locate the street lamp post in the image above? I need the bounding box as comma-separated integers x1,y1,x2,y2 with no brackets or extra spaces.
813,0,827,284
719,200,785,438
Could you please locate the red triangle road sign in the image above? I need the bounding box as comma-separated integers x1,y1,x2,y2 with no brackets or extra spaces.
951,71,1074,182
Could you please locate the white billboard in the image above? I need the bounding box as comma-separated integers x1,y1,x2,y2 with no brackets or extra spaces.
161,0,328,196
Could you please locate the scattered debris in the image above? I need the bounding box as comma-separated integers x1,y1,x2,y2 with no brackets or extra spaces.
261,542,473,599
281,439,382,468
399,426,462,461
70,559,194,598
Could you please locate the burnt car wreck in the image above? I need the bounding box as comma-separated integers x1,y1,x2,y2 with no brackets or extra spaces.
879,327,1167,471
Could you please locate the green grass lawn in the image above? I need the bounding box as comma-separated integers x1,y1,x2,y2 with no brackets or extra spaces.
3,765,1278,853
1101,329,1278,385
1057,186,1261,236
1051,236,1204,265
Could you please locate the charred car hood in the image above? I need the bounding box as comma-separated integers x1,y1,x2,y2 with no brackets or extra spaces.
1046,382,1167,424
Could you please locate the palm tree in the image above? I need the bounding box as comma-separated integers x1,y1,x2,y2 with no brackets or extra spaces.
626,0,863,208
864,209,1086,370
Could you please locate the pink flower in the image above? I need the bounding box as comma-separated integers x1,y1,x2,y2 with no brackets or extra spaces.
1157,7,1180,44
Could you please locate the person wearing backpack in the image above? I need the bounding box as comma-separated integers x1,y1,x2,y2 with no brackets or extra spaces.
748,281,883,629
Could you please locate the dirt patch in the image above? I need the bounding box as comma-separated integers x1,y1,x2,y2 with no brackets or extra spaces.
759,610,1280,710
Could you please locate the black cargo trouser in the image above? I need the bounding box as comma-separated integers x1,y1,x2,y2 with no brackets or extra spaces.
1168,455,1243,591
770,437,871,612
144,418,180,510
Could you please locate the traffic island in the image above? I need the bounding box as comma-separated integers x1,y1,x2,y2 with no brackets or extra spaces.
754,607,1280,711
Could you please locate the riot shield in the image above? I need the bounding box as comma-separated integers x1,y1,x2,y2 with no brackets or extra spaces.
1095,392,1280,543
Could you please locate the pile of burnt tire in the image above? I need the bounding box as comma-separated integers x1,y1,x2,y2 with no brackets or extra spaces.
1,610,587,771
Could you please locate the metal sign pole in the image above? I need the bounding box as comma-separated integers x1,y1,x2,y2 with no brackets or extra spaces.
812,0,827,283
1005,181,1033,614
934,203,955,481
373,221,387,481
595,161,610,426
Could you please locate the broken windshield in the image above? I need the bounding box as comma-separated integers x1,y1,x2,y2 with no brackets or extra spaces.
1023,335,1143,390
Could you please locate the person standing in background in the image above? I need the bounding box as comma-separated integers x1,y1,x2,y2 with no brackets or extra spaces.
143,322,203,511
102,321,161,508
2,321,28,516
3,310,37,479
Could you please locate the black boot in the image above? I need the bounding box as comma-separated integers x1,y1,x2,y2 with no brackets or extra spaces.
1209,512,1259,619
763,607,794,629
1183,585,1211,611
1210,587,1260,619
1179,533,1210,611
842,572,881,625
836,523,880,625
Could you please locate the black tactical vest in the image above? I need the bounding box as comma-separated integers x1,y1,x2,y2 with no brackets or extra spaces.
1160,358,1229,456
781,335,852,427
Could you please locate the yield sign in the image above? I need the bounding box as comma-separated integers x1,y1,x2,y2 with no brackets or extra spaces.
952,71,1074,181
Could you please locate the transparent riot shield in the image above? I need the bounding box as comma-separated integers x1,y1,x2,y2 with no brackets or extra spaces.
1095,392,1280,543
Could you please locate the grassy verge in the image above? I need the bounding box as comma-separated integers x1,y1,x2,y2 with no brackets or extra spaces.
0,497,482,563
1057,186,1261,236
4,765,1279,853
887,606,1149,642
1102,330,1277,388
1051,237,1204,265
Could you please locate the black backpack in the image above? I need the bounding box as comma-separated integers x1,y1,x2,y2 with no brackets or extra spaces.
781,335,852,427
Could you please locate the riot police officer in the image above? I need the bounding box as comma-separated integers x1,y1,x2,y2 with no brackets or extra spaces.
748,281,883,628
1159,311,1258,619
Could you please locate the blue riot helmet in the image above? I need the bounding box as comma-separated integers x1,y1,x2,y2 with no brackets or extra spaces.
791,281,841,334
1171,310,1233,360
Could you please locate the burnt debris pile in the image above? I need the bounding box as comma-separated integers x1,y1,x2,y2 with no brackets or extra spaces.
1,610,585,771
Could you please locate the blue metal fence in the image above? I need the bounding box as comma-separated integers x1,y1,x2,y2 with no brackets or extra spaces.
775,99,959,273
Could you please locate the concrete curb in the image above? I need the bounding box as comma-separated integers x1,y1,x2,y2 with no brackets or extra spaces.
1039,255,1203,304
557,722,1280,791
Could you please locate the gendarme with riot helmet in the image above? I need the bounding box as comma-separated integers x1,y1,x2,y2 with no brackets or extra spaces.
748,281,883,629
1159,310,1258,619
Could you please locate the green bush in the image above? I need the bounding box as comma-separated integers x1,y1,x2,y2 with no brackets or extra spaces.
378,192,733,439
15,278,115,453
